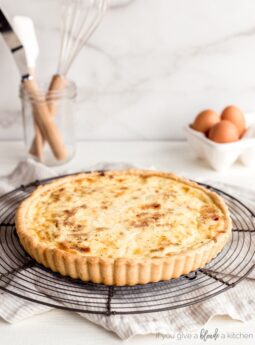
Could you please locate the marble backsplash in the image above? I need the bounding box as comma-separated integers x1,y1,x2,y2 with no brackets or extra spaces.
1,0,255,140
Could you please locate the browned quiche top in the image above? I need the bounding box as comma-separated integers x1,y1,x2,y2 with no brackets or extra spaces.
17,170,229,259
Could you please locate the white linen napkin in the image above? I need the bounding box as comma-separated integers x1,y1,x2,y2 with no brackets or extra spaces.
0,159,255,340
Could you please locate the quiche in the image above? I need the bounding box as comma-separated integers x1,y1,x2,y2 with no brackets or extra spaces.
15,170,232,286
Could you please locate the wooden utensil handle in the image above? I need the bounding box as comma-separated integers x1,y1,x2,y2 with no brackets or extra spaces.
48,74,67,115
29,74,67,159
27,68,45,161
23,78,67,161
29,124,44,161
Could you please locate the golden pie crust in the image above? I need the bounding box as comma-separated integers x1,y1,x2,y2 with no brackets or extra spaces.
15,170,232,286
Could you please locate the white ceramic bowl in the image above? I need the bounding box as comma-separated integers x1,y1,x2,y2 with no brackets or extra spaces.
184,113,255,171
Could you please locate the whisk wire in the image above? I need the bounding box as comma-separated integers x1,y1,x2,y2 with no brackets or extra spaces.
61,1,84,73
62,0,91,73
58,3,75,73
57,6,67,73
57,0,108,75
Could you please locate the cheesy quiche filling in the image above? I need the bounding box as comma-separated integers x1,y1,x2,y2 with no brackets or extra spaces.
25,171,226,258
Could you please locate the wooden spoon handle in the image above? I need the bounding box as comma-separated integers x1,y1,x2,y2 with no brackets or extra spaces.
29,74,67,159
47,74,67,115
23,78,67,161
29,124,44,161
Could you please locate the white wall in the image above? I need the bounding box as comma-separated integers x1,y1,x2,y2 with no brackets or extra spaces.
1,0,255,140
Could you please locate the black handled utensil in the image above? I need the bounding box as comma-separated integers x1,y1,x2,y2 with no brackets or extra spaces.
0,8,31,80
0,8,68,160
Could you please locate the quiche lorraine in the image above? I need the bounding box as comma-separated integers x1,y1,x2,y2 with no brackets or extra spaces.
15,170,232,286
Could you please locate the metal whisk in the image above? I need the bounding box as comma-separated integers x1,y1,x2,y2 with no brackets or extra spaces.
48,0,108,94
29,0,108,159
57,0,108,77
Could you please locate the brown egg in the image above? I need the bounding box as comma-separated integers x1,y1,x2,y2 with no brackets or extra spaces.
221,105,245,137
191,110,220,133
208,120,239,143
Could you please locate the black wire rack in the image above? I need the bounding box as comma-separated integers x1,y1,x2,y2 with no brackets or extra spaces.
0,173,255,316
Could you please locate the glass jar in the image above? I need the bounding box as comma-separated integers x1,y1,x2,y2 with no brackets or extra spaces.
20,79,76,166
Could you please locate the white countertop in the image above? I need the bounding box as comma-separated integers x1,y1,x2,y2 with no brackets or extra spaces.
0,140,255,345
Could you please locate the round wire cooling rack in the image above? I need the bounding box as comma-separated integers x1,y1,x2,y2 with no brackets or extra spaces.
0,173,255,316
